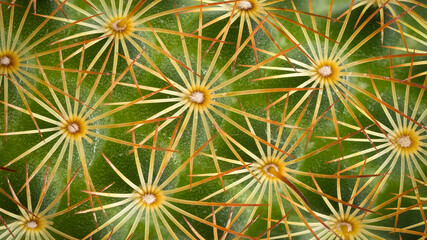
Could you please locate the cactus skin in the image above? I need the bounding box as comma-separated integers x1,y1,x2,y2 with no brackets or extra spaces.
0,0,426,239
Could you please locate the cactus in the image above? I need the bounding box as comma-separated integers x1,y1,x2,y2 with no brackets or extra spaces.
0,0,426,239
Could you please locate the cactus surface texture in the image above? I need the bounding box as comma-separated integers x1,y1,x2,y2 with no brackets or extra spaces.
0,0,426,239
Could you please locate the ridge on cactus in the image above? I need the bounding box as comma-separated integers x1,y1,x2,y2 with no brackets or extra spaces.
246,0,424,146
192,0,340,70
104,6,317,191
76,150,266,239
320,77,427,219
0,164,83,240
268,163,427,239
0,1,83,141
340,0,426,49
193,92,381,238
0,0,426,239
0,50,183,228
38,0,227,95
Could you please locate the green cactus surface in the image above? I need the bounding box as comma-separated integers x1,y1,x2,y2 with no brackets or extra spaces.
0,0,426,239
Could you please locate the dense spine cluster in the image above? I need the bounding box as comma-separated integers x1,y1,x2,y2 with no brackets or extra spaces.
0,0,426,239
